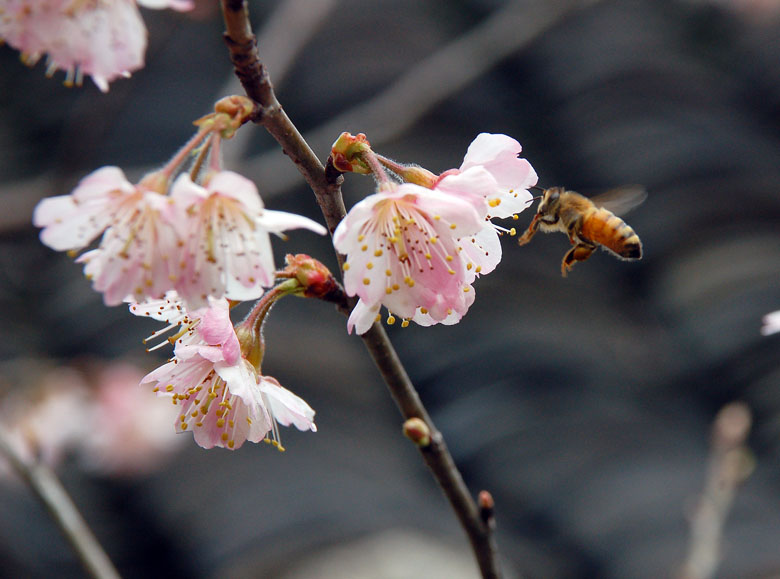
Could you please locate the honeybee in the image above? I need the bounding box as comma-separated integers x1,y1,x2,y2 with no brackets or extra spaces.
518,186,645,276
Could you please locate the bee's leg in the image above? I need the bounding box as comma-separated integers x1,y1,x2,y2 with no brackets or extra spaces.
518,214,541,246
561,243,595,277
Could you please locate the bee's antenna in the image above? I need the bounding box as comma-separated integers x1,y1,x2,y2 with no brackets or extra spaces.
530,185,545,192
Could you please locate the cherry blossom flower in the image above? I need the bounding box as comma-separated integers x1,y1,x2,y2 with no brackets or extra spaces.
167,171,327,308
34,167,179,306
0,0,192,92
333,182,492,334
141,297,316,450
426,133,538,282
436,132,538,220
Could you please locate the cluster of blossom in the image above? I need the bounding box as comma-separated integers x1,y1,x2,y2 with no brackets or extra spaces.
331,132,538,334
0,0,193,91
32,93,538,450
33,98,324,450
0,362,183,478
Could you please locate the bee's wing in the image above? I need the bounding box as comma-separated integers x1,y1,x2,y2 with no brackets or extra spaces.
590,186,647,216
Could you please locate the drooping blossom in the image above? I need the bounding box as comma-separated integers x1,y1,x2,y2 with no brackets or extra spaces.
761,310,780,336
33,167,179,306
333,182,493,334
0,0,192,92
140,297,316,450
168,171,328,308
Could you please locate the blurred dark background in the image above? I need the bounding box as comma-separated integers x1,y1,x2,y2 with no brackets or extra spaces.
1,0,779,577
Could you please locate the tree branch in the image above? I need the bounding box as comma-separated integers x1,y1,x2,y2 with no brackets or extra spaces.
678,402,754,579
0,428,120,579
221,2,501,576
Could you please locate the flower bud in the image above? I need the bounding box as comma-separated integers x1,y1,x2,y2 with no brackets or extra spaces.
402,417,431,447
193,95,256,138
330,132,372,174
280,254,341,300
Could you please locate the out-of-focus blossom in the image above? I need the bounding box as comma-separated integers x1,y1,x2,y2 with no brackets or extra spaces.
168,171,327,308
79,363,183,476
761,310,780,336
0,367,91,479
0,361,183,480
141,297,316,450
0,0,192,92
333,182,490,334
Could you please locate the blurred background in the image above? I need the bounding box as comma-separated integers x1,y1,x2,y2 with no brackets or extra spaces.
1,0,779,577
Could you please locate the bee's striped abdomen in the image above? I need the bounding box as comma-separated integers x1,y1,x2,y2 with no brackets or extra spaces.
581,208,642,260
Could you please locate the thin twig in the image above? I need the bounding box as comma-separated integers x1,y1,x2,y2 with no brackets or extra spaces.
220,2,501,576
678,402,754,579
0,428,121,579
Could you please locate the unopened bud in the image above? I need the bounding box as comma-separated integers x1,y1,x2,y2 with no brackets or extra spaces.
478,490,495,525
396,164,438,188
280,254,340,300
194,95,255,138
402,417,431,447
330,132,372,174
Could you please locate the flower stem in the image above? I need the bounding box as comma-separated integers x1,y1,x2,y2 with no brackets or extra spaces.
0,428,121,579
221,3,502,577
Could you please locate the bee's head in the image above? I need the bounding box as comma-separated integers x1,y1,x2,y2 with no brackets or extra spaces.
538,187,563,216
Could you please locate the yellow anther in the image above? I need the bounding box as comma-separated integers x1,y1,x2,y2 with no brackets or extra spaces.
430,237,438,244
166,384,174,392
358,234,365,242
374,249,383,257
363,277,371,285
466,263,473,270
489,198,501,207
392,283,400,290
463,286,471,292
361,245,368,251
367,262,374,269
449,223,457,229
387,314,396,325
434,215,441,221
446,255,453,262
425,253,432,260
385,287,393,295
512,214,519,220
509,227,516,236
343,263,351,271
448,268,456,275
386,269,392,276
401,320,410,327
419,307,428,314
475,266,482,273
228,440,235,449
